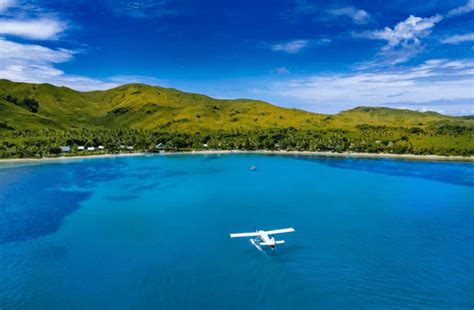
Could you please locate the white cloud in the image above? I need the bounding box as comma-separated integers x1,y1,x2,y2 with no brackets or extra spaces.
0,18,66,40
0,0,15,12
448,0,474,16
0,38,118,90
328,7,370,24
270,38,330,54
441,32,474,44
274,67,290,74
358,15,443,64
368,15,442,50
271,39,309,54
0,37,72,64
256,59,474,115
106,0,179,18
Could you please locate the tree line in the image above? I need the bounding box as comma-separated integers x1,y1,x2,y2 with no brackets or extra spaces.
0,124,472,158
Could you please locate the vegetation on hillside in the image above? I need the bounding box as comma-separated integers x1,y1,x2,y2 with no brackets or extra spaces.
0,79,472,158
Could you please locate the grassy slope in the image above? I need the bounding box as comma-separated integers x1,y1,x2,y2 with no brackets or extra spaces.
0,79,471,133
0,98,64,130
0,80,326,132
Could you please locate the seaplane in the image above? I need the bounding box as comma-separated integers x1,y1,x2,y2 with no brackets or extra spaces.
229,227,295,250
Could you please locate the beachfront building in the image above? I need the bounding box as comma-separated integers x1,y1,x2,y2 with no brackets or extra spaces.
77,146,85,151
87,147,95,151
60,146,71,153
156,143,163,150
98,145,105,150
127,146,134,151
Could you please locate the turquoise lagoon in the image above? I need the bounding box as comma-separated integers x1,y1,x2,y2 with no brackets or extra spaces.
0,154,473,309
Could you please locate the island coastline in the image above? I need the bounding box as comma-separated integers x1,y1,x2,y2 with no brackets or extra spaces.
0,150,472,164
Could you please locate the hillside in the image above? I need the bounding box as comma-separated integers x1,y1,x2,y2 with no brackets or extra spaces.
0,79,472,158
1,79,470,132
0,79,328,132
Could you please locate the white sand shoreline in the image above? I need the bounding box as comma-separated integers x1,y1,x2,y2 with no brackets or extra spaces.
0,150,472,163
0,152,146,164
161,150,474,162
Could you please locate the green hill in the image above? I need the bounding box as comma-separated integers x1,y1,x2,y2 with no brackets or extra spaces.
0,79,470,132
0,79,472,158
0,79,328,132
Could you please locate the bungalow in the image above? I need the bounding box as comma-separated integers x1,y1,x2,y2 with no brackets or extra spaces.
98,145,105,150
77,146,85,151
127,146,134,151
60,146,71,153
156,143,163,149
87,147,95,151
203,143,208,148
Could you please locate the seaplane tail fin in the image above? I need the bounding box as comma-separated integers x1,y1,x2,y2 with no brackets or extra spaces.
230,232,260,238
265,228,295,235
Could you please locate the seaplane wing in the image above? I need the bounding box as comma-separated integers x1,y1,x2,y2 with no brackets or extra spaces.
229,232,260,238
265,228,295,235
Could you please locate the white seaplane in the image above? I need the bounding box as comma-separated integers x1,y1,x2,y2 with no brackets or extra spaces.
229,228,295,250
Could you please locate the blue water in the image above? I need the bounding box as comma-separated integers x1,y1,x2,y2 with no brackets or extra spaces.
1,154,473,309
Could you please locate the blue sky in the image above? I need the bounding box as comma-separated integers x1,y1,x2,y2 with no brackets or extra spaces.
0,0,473,115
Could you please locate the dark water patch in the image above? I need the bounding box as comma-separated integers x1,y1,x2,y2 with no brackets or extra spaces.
71,161,127,188
129,165,162,179
0,160,129,244
162,170,189,178
131,181,163,192
109,181,163,201
105,193,139,201
0,166,92,244
293,156,474,187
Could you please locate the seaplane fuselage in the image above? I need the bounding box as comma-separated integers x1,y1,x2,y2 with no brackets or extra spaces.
256,230,276,248
230,227,295,250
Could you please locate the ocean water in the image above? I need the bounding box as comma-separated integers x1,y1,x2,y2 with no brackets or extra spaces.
0,154,473,309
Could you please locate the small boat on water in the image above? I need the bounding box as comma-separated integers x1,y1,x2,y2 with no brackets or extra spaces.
249,165,257,171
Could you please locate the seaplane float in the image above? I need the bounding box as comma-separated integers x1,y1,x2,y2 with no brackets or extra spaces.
230,228,295,251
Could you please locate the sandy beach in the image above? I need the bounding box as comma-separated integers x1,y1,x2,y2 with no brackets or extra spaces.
0,150,472,163
161,150,474,162
0,152,146,164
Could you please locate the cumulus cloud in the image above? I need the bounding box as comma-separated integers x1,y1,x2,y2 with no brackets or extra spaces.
328,7,370,24
441,32,474,44
358,15,443,64
0,18,66,40
368,15,442,50
448,0,474,16
271,39,309,54
257,59,474,115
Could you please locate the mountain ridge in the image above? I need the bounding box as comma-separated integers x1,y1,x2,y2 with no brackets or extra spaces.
0,79,469,133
